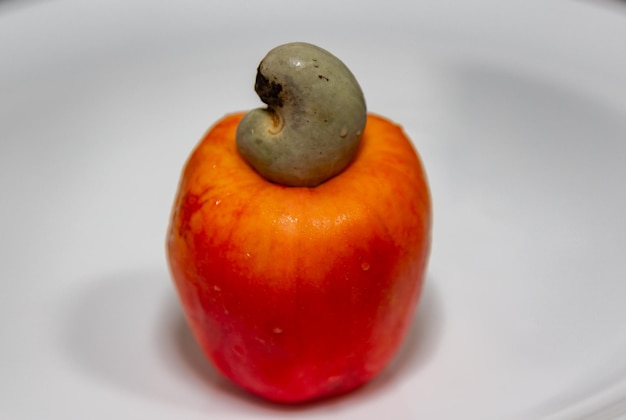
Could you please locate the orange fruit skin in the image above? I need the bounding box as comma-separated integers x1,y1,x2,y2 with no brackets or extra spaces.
166,112,431,403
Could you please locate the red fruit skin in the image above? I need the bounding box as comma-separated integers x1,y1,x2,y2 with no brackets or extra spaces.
167,113,431,403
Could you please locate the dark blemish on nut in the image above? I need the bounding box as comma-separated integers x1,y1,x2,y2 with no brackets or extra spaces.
255,64,284,108
318,75,329,81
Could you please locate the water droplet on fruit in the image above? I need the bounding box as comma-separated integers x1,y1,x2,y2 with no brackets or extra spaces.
233,345,244,356
361,261,370,271
215,199,221,206
273,327,283,334
213,285,221,292
327,375,342,387
339,127,348,138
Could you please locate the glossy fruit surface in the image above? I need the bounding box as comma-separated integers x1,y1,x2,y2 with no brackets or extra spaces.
166,112,431,403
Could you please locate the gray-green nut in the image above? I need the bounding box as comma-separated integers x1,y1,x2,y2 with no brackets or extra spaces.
236,42,367,187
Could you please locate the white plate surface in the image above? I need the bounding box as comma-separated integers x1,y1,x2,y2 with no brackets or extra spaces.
2,0,626,419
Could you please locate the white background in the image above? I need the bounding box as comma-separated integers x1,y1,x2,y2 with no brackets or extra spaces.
2,0,626,418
